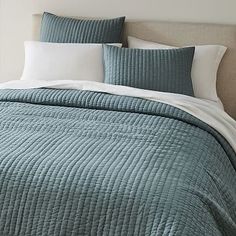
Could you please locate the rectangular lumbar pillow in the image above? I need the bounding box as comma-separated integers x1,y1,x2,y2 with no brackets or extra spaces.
21,41,122,82
40,12,125,43
128,36,226,103
103,45,195,96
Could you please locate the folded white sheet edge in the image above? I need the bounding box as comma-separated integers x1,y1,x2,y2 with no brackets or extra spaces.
0,80,235,152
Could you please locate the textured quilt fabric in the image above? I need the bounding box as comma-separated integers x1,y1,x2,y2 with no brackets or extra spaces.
103,45,195,96
40,12,125,43
0,89,235,236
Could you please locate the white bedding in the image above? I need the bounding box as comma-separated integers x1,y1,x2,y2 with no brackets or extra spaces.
0,79,235,152
21,42,122,82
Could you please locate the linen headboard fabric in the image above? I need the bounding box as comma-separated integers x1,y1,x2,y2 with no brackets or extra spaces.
32,14,236,119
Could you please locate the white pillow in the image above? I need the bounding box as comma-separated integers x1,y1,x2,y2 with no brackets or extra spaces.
128,36,227,104
21,41,122,82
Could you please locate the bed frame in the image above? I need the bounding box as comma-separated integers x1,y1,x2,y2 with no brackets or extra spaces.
32,15,236,119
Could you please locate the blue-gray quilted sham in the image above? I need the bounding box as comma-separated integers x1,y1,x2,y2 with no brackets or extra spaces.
40,12,125,43
0,89,235,236
103,45,195,96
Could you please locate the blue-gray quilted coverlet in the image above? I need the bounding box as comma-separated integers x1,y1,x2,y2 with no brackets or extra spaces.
0,89,235,236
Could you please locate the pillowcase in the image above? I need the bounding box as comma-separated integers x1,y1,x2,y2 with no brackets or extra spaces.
40,12,125,43
21,41,122,82
103,45,195,96
128,36,227,103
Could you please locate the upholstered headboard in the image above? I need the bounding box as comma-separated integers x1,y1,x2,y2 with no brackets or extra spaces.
32,14,236,119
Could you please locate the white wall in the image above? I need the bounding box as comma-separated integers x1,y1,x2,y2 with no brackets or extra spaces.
0,0,236,81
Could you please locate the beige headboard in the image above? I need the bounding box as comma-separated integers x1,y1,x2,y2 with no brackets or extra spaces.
32,14,236,119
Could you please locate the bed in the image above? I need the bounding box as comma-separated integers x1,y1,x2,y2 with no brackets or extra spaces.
0,14,235,236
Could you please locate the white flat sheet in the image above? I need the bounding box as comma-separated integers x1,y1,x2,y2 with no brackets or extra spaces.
0,79,235,152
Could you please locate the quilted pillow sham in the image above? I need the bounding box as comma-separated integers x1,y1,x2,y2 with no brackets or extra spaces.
40,12,125,43
103,45,195,96
128,36,227,103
